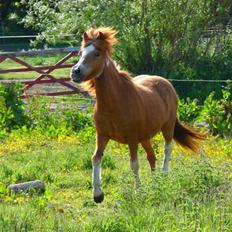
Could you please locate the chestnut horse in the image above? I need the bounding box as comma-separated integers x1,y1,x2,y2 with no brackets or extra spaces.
70,27,205,203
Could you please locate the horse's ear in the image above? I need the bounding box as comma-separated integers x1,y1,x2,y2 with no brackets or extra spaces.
97,31,105,40
82,32,89,41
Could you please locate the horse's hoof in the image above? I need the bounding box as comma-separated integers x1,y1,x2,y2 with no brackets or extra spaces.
94,192,104,203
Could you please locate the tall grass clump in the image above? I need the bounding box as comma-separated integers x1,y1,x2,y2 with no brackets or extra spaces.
87,157,232,231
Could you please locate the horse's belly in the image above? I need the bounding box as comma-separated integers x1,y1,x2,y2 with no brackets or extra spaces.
108,126,161,144
95,114,161,144
95,118,137,143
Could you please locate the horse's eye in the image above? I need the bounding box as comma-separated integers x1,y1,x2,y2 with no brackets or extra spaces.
95,51,100,57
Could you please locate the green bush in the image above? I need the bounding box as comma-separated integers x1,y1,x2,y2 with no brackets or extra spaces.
171,42,232,100
198,85,232,136
25,96,94,137
0,83,29,138
178,98,200,122
0,84,93,139
177,84,232,136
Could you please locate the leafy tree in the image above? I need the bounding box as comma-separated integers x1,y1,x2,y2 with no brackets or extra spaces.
2,0,228,99
0,0,32,35
0,0,37,51
23,0,232,74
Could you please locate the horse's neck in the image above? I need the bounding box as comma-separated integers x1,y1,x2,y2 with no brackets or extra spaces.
95,60,122,109
95,59,136,111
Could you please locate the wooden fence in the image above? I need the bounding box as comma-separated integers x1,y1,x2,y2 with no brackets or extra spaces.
0,47,88,98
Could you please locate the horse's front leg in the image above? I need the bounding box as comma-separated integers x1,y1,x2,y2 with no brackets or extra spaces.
128,143,140,188
92,135,109,203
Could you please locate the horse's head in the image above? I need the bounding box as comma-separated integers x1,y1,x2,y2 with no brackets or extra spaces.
71,27,118,83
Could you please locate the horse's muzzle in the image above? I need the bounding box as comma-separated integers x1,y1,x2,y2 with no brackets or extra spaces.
70,67,84,83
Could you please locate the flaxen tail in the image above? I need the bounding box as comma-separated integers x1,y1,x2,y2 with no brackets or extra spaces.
173,119,206,153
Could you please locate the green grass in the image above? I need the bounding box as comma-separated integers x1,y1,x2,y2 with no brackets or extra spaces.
0,54,78,80
0,132,231,231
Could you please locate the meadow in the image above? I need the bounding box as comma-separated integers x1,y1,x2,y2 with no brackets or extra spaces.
0,83,231,231
0,129,231,231
1,1,232,230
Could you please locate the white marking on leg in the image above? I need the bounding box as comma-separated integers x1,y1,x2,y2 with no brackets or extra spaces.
92,159,103,197
130,159,141,187
162,142,173,172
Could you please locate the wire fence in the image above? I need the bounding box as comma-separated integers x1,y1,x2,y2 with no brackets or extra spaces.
0,35,75,39
0,34,77,52
168,79,231,83
0,78,231,84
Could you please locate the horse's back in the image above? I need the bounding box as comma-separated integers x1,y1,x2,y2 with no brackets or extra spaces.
133,75,178,127
134,75,178,106
134,75,175,93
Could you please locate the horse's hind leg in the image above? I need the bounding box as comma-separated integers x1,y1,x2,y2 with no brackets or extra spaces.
161,121,175,172
141,140,156,171
128,143,140,188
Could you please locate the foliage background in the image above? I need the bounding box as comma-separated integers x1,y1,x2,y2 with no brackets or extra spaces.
1,0,232,99
22,0,232,100
1,2,232,230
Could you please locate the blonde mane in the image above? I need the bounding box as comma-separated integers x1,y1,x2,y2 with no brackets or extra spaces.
80,79,96,96
81,27,118,53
